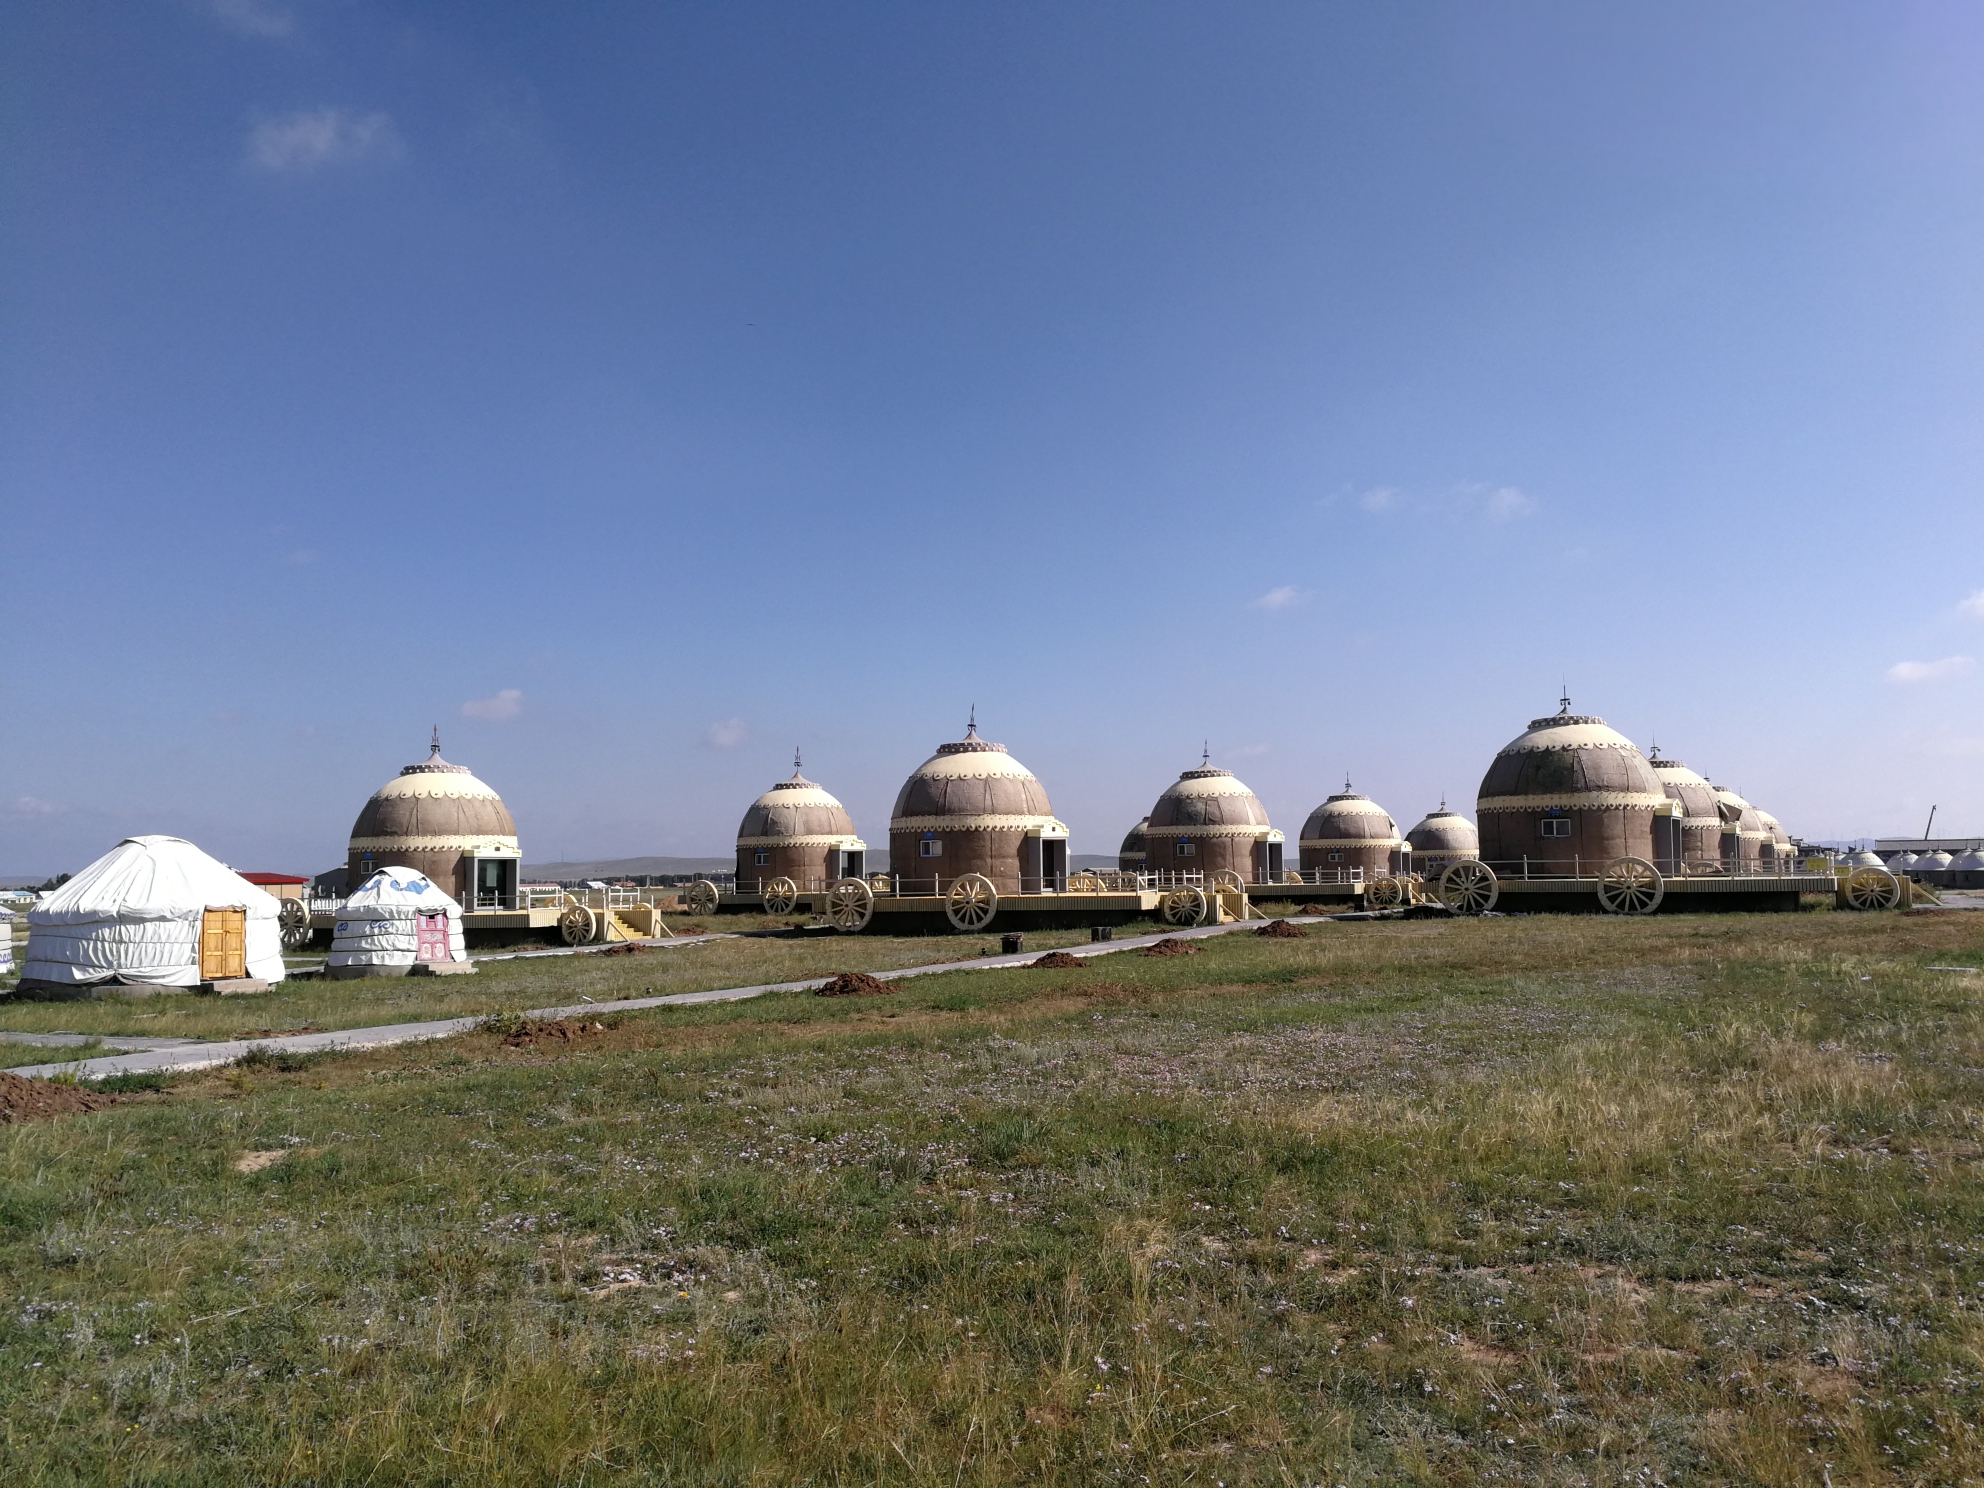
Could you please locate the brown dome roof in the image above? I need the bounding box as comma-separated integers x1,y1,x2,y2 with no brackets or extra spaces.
350,736,517,849
1405,807,1478,856
1646,751,1721,825
737,759,859,845
890,723,1056,828
1299,783,1400,845
1477,709,1664,809
1146,763,1272,832
1120,817,1150,855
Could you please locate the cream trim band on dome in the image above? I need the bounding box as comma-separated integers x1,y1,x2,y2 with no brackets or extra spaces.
349,836,520,854
1142,824,1277,841
1299,837,1402,850
735,835,867,849
890,815,1062,833
1476,793,1666,813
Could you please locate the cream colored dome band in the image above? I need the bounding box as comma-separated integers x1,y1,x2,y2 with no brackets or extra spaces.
1142,824,1278,840
735,835,867,849
1476,792,1667,812
890,815,1063,833
1299,837,1402,849
349,835,520,853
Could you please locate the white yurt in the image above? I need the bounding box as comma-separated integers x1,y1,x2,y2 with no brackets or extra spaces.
0,906,14,976
328,868,468,979
20,836,286,994
1947,850,1984,890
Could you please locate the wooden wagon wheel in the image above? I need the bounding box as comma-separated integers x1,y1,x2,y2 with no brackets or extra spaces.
762,877,799,915
824,877,875,933
946,874,998,932
1845,866,1902,912
1597,856,1664,915
1283,870,1305,884
1437,860,1499,915
559,904,597,946
1366,875,1404,909
278,898,312,950
1067,871,1105,893
1210,869,1245,893
1161,886,1208,927
868,874,893,893
685,879,720,916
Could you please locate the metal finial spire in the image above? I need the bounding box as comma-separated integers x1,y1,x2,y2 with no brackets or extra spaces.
1558,680,1571,715
1202,740,1210,766
430,725,441,756
794,746,803,772
966,703,977,737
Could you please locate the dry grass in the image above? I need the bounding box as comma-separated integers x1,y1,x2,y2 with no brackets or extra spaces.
0,908,1981,1484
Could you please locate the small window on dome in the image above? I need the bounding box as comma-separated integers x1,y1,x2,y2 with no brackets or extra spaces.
1327,850,1343,863
919,839,943,858
1540,818,1571,838
754,849,770,867
1175,841,1195,858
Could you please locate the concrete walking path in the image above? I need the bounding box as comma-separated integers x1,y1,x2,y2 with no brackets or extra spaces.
9,918,1288,1082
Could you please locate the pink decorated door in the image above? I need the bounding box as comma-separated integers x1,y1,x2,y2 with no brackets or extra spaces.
415,912,449,963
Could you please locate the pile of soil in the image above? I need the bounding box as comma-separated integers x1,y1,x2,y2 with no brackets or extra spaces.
0,1070,118,1124
599,941,658,956
1299,903,1331,916
501,1018,606,1049
1254,919,1308,939
1141,938,1201,958
1031,951,1086,969
815,971,894,997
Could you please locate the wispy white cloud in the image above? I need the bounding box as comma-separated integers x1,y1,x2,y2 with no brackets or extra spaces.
246,109,401,172
6,797,65,819
204,0,295,37
704,717,749,749
1887,656,1975,685
1251,585,1304,612
1482,486,1536,522
1957,589,1984,620
1357,486,1399,513
461,688,524,721
1229,743,1271,758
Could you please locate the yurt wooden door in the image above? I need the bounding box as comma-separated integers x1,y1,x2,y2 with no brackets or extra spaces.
199,907,247,980
415,912,448,963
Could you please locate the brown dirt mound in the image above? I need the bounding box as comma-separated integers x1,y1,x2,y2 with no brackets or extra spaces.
1141,937,1201,958
599,941,658,956
1031,951,1086,969
1299,903,1331,916
1255,919,1308,939
501,1018,606,1048
0,1070,119,1124
815,971,894,997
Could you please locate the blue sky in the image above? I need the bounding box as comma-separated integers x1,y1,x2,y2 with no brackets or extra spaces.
5,1,1984,876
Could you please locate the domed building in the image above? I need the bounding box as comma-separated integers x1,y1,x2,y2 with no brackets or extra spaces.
1646,750,1723,873
889,717,1066,893
1118,817,1150,873
734,753,866,891
1299,780,1403,880
1141,754,1283,883
1710,784,1769,869
348,731,520,910
1475,701,1665,872
1404,803,1479,877
1948,849,1984,889
1754,808,1791,864
1916,849,1955,884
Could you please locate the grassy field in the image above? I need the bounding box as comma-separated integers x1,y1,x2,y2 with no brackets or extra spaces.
2,908,1982,1485
0,921,1123,1060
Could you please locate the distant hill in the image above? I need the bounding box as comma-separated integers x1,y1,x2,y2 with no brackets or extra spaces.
522,856,733,881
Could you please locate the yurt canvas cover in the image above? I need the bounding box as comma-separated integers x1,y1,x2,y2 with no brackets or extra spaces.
22,836,285,988
0,908,14,975
329,868,467,971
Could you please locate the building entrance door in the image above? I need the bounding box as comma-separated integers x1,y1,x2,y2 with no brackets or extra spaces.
415,912,449,963
199,907,247,980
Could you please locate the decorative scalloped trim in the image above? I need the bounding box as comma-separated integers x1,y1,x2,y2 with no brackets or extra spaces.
889,815,1058,831
1143,824,1274,840
1298,837,1401,849
1476,793,1664,811
349,835,519,852
735,835,866,849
